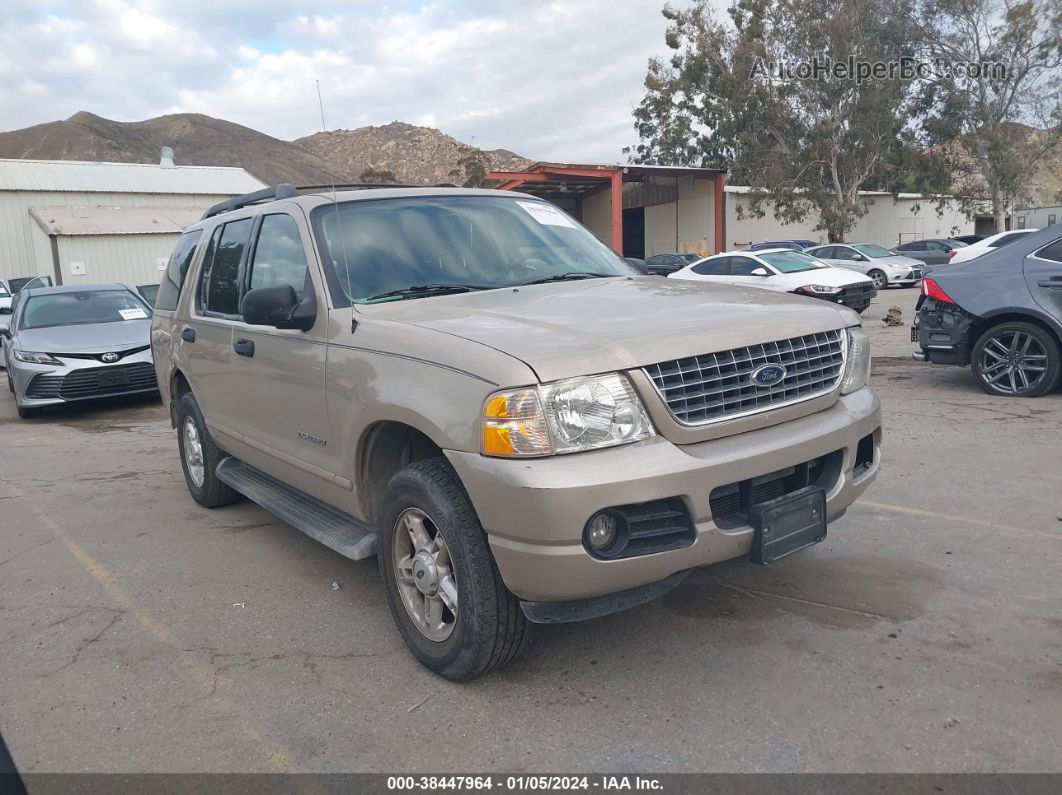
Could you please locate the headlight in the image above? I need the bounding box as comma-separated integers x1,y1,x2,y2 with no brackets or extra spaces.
13,350,62,365
840,327,870,394
482,373,655,457
794,284,842,295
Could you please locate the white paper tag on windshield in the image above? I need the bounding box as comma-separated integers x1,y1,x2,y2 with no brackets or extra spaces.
119,308,147,320
516,201,578,229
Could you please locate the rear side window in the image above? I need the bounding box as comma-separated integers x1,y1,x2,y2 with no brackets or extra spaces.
1034,237,1062,263
692,257,728,275
156,229,202,311
248,214,310,301
200,218,252,316
993,233,1027,247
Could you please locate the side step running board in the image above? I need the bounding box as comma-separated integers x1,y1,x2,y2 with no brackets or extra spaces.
216,457,377,560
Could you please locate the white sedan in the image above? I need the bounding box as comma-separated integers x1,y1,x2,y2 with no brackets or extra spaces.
948,228,1039,263
669,248,877,313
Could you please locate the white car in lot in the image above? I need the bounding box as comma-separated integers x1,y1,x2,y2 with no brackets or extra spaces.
948,228,1039,264
803,243,924,289
669,248,877,313
0,280,11,313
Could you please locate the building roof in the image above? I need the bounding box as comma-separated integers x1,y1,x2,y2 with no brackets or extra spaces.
29,206,204,236
0,158,265,195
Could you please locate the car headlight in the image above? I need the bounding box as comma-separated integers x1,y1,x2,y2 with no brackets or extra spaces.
840,327,870,394
13,350,62,365
482,373,655,457
794,284,842,295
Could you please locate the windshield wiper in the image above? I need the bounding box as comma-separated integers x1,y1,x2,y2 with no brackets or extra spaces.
365,283,488,302
520,272,616,286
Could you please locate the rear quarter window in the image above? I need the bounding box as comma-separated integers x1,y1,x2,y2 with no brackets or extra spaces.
156,229,203,311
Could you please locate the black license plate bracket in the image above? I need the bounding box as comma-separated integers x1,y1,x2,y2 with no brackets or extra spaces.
749,486,827,565
98,370,130,388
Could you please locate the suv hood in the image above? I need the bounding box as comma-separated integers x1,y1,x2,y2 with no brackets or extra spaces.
371,277,857,383
15,319,150,354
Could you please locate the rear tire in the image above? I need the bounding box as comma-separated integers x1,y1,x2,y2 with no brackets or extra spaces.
377,458,530,681
868,270,888,290
971,322,1061,398
175,391,241,507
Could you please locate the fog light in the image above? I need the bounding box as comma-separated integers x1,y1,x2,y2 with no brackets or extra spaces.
587,513,617,550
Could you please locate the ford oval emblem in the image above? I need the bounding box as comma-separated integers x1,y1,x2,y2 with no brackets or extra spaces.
750,363,787,387
102,352,119,363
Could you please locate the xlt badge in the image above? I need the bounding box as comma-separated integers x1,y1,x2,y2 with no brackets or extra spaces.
298,431,326,446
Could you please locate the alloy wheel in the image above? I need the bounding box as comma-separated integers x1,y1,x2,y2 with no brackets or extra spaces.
392,507,458,642
182,417,206,488
977,330,1049,395
870,271,887,290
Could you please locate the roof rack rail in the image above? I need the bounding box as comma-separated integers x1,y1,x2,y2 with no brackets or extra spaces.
201,183,298,220
201,181,475,221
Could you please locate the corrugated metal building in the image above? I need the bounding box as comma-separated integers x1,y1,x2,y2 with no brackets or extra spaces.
0,154,265,287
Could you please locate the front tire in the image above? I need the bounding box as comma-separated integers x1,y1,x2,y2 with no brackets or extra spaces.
971,322,1061,397
377,458,530,681
868,270,888,290
175,392,241,507
16,404,40,419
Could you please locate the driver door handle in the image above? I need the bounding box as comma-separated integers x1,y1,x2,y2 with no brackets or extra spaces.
1039,279,1062,289
234,338,255,357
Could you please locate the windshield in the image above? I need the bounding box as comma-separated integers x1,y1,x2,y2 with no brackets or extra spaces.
853,244,893,258
311,196,635,303
19,290,150,330
758,251,826,273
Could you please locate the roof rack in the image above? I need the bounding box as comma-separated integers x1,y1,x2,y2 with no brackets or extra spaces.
200,182,467,220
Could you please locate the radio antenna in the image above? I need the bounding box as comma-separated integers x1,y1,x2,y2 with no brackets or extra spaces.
316,80,356,332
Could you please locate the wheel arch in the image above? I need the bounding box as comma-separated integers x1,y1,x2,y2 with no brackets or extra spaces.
169,369,192,428
971,309,1062,352
356,419,450,523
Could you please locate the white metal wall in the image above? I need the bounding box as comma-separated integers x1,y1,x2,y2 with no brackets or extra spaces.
725,193,975,248
0,190,221,282
1012,206,1061,229
640,177,716,256
55,233,180,287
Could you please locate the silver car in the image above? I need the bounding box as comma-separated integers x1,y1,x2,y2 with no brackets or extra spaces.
1,284,157,419
804,243,925,289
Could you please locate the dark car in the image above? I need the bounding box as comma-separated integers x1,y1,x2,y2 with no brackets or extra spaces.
747,239,817,251
891,238,967,272
8,275,53,294
644,252,702,275
913,226,1062,397
952,234,985,245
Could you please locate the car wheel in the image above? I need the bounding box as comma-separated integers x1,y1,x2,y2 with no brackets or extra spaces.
868,270,888,290
971,322,1061,398
377,458,530,681
175,391,241,507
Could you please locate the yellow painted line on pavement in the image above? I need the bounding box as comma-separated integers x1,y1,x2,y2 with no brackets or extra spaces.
18,498,304,774
860,499,1060,541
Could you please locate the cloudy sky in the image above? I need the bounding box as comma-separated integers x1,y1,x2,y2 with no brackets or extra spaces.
1,0,697,162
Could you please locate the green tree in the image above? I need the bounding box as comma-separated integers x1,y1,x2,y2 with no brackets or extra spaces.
630,0,924,241
449,149,490,188
914,0,1062,232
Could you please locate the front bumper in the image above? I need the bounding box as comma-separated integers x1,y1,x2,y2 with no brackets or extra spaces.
11,353,158,408
888,267,923,285
446,387,881,602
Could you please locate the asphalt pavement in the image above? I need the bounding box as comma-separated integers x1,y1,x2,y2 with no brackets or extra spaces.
1,285,1060,773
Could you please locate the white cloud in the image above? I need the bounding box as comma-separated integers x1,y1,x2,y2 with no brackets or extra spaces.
0,0,683,162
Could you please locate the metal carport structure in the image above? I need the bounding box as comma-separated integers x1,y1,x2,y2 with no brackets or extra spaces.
485,162,727,257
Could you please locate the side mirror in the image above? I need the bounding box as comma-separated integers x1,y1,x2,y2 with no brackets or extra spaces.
854,254,867,262
750,267,769,276
241,285,316,331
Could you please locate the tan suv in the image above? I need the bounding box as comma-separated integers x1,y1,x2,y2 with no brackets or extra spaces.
151,185,881,680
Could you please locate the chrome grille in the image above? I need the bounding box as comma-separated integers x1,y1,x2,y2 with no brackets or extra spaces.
644,330,846,425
